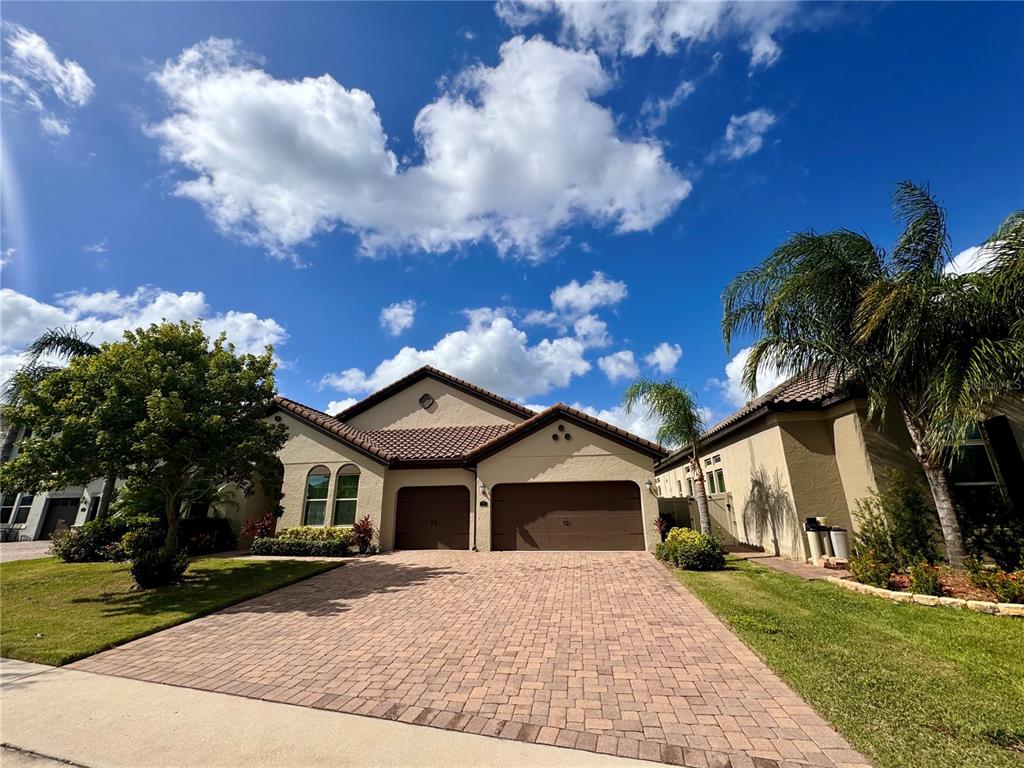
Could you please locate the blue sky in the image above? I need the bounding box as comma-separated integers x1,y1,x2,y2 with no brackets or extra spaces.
2,1,1022,439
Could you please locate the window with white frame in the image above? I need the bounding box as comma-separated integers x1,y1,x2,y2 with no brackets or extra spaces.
0,493,15,524
333,465,360,526
303,466,330,526
13,494,33,524
948,425,998,488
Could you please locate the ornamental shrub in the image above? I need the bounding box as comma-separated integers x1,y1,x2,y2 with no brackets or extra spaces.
848,549,893,589
121,526,165,560
352,515,376,554
656,527,725,571
130,548,189,588
51,515,158,563
852,470,938,568
907,562,942,596
276,526,354,546
250,537,351,557
988,571,1024,604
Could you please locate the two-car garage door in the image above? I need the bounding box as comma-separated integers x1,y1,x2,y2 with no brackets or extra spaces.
491,481,644,551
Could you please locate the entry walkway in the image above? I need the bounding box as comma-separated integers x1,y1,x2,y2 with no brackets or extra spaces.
729,552,850,581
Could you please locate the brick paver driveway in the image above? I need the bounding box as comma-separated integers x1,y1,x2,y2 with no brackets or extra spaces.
72,552,868,768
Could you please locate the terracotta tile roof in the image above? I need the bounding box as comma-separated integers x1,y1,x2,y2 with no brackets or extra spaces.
656,370,851,471
467,403,668,461
272,396,394,462
361,424,519,460
273,395,667,464
334,366,535,421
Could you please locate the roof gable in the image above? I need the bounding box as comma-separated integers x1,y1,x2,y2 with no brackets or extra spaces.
335,367,535,428
467,403,667,463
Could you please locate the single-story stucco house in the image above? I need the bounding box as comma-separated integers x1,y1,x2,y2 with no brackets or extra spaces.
268,366,668,552
654,372,1024,562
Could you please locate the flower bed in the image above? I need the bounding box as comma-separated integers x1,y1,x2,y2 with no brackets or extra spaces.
827,575,1024,617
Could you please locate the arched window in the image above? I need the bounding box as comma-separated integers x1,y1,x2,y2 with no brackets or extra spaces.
333,465,360,526
303,466,330,526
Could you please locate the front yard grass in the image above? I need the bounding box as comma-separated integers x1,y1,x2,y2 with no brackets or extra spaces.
1,556,340,666
676,557,1024,768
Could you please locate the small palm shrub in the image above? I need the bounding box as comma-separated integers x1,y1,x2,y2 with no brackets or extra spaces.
848,549,893,589
656,527,725,571
907,562,942,596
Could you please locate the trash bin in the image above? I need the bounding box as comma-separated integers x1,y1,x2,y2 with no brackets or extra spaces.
804,518,823,562
829,527,849,559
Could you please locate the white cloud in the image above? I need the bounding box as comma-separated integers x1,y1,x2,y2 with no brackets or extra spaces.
148,36,689,260
0,286,287,388
720,109,777,160
379,300,417,336
645,341,682,374
325,398,358,415
320,308,589,401
570,401,661,443
641,79,696,130
550,271,628,315
1,23,94,137
0,247,14,268
945,244,999,275
83,238,108,254
496,0,800,70
572,314,610,348
707,345,791,408
597,350,639,383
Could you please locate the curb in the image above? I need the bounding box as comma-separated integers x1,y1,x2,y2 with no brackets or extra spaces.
824,575,1024,617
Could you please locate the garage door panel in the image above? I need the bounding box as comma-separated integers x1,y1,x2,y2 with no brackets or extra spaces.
395,486,470,550
492,481,644,551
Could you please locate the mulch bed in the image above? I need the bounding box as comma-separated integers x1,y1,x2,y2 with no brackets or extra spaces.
888,569,997,601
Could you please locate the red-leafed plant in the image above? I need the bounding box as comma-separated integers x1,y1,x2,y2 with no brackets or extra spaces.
242,511,277,543
653,514,673,542
352,515,376,554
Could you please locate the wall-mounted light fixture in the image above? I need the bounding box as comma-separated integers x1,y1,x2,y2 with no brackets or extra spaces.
645,479,655,494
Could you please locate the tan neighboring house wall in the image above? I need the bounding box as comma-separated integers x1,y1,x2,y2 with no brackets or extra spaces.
475,418,662,552
275,414,387,532
344,380,523,431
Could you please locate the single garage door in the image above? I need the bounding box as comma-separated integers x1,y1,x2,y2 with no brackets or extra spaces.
395,486,470,550
40,498,80,540
491,481,644,551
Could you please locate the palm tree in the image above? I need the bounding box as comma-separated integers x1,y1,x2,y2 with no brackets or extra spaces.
622,378,712,534
2,327,116,519
722,182,1023,566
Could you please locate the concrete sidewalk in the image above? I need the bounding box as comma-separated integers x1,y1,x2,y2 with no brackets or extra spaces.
0,663,656,768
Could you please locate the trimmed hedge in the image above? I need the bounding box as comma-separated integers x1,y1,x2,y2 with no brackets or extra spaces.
655,527,726,571
251,526,354,557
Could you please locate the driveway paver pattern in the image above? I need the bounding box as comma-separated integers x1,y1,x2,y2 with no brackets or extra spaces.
71,551,868,768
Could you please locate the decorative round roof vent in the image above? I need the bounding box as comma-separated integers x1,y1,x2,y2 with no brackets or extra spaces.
419,393,435,410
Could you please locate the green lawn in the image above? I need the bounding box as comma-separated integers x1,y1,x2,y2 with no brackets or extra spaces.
1,557,340,666
675,557,1024,768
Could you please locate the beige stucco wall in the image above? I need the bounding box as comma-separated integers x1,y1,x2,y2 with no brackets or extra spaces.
476,418,660,552
655,419,805,559
380,468,478,551
274,414,387,537
344,379,526,431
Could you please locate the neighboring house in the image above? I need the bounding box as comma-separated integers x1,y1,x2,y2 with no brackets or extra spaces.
269,366,667,552
0,426,112,541
0,423,258,544
655,373,1024,562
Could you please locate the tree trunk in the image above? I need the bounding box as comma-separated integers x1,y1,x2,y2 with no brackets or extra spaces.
902,411,966,567
691,458,712,535
96,470,116,520
164,497,180,554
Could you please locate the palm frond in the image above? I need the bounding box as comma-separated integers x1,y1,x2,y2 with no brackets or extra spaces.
26,327,99,364
622,378,704,450
891,181,950,277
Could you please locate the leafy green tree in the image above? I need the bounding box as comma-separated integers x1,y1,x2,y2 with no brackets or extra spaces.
622,378,711,534
1,327,122,519
1,322,287,554
722,182,1023,566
